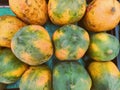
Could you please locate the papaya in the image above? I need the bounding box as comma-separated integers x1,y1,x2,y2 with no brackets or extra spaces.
0,15,26,48
53,62,92,90
53,24,90,61
19,65,51,90
9,0,48,25
83,0,120,32
88,61,120,90
0,48,28,84
48,0,86,25
88,32,120,61
11,25,53,65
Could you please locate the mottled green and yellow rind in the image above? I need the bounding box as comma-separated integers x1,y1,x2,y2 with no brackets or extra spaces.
88,61,120,90
48,0,86,25
88,33,120,61
53,24,89,60
0,48,28,84
19,65,51,90
53,62,92,90
11,25,53,65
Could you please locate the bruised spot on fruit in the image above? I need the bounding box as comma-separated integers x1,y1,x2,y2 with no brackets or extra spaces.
111,7,116,13
106,49,113,55
55,49,68,60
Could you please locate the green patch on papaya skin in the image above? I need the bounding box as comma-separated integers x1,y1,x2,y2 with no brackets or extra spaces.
53,24,89,60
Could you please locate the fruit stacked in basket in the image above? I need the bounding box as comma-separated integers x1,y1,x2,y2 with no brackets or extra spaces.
0,0,120,90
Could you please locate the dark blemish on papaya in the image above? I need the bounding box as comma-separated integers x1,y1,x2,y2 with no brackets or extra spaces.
111,7,115,13
8,21,13,24
2,37,10,41
0,17,7,21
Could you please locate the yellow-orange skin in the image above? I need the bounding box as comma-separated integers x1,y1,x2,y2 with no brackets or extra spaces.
0,15,26,48
83,0,120,32
9,0,48,25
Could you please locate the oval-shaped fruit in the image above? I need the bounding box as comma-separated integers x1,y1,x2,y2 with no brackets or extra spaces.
53,62,92,90
53,24,90,60
19,65,51,90
88,32,120,61
9,0,48,25
0,15,26,48
88,61,120,90
11,25,53,65
48,0,86,25
0,48,28,84
83,0,120,32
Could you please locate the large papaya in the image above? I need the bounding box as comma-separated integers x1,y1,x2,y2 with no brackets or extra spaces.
19,65,51,90
9,0,48,25
0,48,28,84
48,0,86,25
83,0,120,32
88,32,120,61
88,61,120,90
11,25,53,65
53,62,92,90
53,24,89,60
0,15,26,48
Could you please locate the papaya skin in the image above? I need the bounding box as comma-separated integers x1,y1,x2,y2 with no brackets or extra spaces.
88,61,120,90
0,15,26,48
9,0,48,25
83,0,120,32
